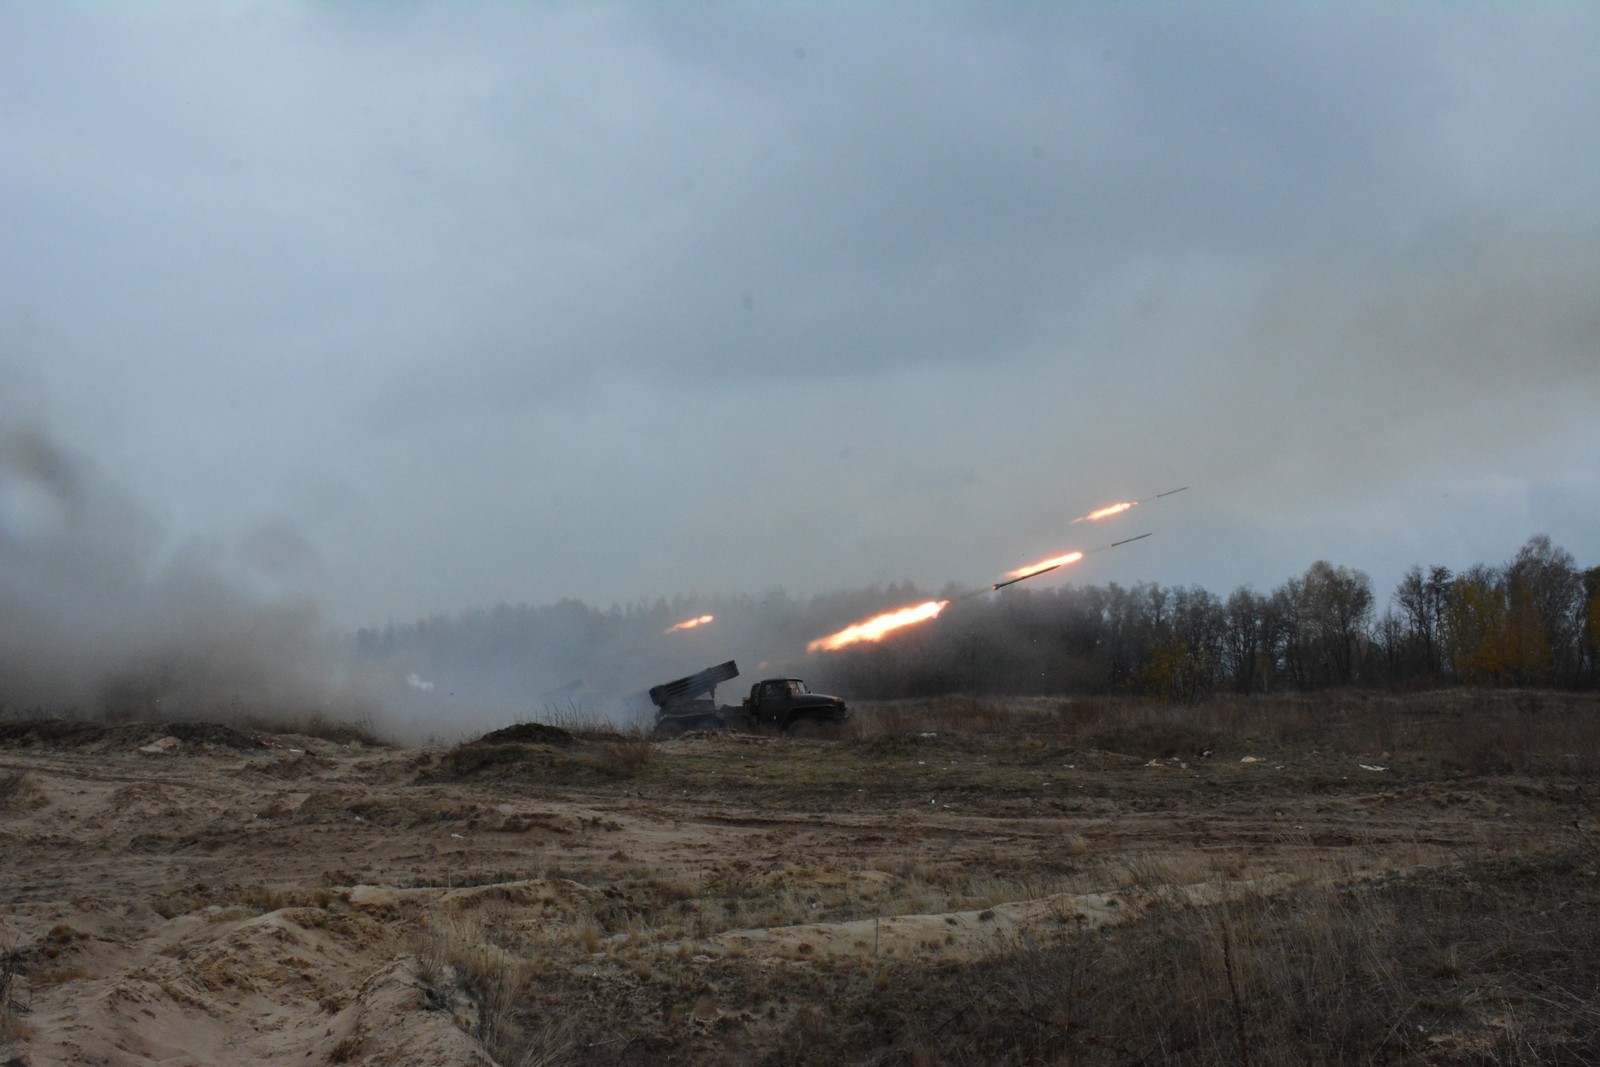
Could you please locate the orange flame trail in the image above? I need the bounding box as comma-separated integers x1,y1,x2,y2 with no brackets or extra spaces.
1004,550,1084,582
807,600,948,653
1072,486,1189,524
1073,501,1135,523
664,614,714,634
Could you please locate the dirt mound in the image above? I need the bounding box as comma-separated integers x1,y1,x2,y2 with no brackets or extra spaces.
0,719,113,748
474,721,575,746
150,721,263,750
0,718,263,751
566,726,627,743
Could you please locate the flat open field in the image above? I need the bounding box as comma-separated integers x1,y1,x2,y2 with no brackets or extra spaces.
2,691,1597,1066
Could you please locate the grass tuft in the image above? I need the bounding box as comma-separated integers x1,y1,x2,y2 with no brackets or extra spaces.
0,941,26,1042
0,771,44,811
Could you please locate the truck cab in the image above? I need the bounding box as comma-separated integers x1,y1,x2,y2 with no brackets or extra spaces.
743,678,849,731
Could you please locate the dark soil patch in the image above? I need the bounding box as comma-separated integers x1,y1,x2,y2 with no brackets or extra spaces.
0,718,262,751
0,719,112,748
566,727,627,743
153,721,263,750
476,722,576,747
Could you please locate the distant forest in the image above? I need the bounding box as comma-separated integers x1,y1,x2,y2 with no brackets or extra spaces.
356,535,1600,712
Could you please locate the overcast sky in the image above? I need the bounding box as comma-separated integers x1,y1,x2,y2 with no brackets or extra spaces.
4,2,1598,630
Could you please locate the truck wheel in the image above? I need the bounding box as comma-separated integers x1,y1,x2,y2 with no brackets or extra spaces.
654,719,687,739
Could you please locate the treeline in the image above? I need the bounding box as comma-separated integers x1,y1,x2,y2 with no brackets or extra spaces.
835,534,1598,701
355,535,1600,710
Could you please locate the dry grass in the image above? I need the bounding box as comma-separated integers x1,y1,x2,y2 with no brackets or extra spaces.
0,770,44,811
241,710,387,747
321,843,1600,1067
0,708,385,749
434,717,656,784
656,848,1595,1067
846,688,1600,769
389,690,1600,1063
414,914,524,1037
579,735,655,778
848,695,1062,739
228,884,339,913
6,689,1596,1065
0,941,26,1043
147,882,340,919
411,911,580,1067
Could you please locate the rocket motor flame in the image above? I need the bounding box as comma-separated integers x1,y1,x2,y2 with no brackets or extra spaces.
1073,501,1135,523
664,614,714,634
807,600,948,653
1004,550,1083,582
1072,487,1188,524
803,490,1179,654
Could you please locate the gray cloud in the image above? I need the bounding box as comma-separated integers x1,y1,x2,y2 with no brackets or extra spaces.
1,1,1595,639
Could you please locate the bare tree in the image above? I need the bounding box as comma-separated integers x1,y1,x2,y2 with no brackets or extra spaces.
1506,535,1583,684
1581,566,1600,688
1394,564,1453,679
1293,562,1374,687
1222,587,1267,693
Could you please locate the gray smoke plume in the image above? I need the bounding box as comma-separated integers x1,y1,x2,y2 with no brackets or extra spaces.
0,409,833,739
0,412,375,726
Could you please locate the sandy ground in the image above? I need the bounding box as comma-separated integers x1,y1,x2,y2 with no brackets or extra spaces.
0,718,1578,1066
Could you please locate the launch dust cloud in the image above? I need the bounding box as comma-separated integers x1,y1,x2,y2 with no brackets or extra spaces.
0,414,376,727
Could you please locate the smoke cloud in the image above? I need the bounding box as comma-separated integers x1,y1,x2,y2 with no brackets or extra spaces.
0,412,375,726
0,410,864,738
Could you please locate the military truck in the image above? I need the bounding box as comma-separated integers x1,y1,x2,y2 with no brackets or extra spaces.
650,660,849,737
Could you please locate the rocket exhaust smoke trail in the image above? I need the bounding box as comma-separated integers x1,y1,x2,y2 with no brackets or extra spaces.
1071,485,1189,523
664,614,714,634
